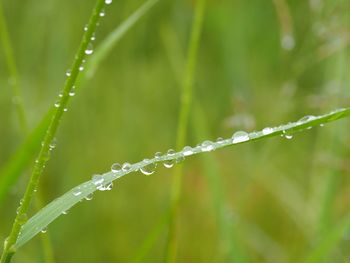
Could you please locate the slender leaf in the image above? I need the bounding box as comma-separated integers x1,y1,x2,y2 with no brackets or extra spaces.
15,107,350,249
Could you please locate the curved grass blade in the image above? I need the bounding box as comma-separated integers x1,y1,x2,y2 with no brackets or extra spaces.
82,0,159,80
0,110,53,204
303,215,350,263
15,107,350,249
0,0,158,208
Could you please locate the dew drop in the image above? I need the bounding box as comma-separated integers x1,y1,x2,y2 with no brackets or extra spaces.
85,43,93,55
298,115,316,123
58,93,63,98
154,152,162,159
163,159,174,168
85,193,93,201
320,123,324,127
62,210,69,215
83,25,88,31
122,162,131,172
92,174,104,186
63,108,68,112
79,66,84,71
54,102,60,108
167,149,175,156
73,189,82,196
216,137,224,144
140,159,156,175
182,146,194,156
99,9,105,17
111,163,122,173
41,227,47,233
262,127,274,135
201,140,215,152
285,134,293,139
66,69,71,77
104,182,113,191
69,86,76,96
49,138,57,150
176,154,185,163
105,0,112,4
232,131,249,143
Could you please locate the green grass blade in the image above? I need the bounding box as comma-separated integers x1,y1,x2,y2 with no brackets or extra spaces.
82,0,159,80
14,108,350,250
303,215,350,263
0,0,106,262
0,1,27,132
165,0,207,261
0,110,53,204
0,0,158,208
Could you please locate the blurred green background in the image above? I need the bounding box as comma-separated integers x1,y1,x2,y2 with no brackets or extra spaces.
1,0,350,262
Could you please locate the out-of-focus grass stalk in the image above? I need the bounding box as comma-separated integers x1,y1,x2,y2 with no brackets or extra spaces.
0,0,106,262
192,104,248,263
272,0,295,51
165,0,206,262
0,2,55,262
161,23,247,262
130,213,169,263
0,1,27,133
0,0,157,208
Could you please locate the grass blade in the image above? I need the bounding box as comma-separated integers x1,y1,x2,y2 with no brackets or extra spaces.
0,0,106,262
0,110,53,204
0,1,27,132
165,0,207,261
14,107,350,249
0,0,159,208
303,215,350,263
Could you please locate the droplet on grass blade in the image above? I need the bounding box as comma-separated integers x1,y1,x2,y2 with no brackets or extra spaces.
232,131,249,143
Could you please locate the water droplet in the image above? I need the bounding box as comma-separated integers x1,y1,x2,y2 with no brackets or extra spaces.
90,33,96,41
201,140,215,152
85,43,93,55
41,227,47,233
155,152,162,159
104,182,113,191
92,174,104,186
122,162,131,172
79,66,84,71
49,138,57,150
83,25,88,31
167,149,175,156
232,131,249,143
216,137,224,144
69,86,76,96
163,159,174,168
298,115,316,123
63,108,68,112
73,189,82,196
285,134,293,139
99,9,105,17
140,159,156,175
54,102,60,108
182,146,194,156
320,123,324,127
111,163,122,173
18,213,28,224
105,0,112,4
262,127,274,135
62,210,69,215
66,69,71,77
85,193,93,201
58,93,63,98
176,154,185,163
